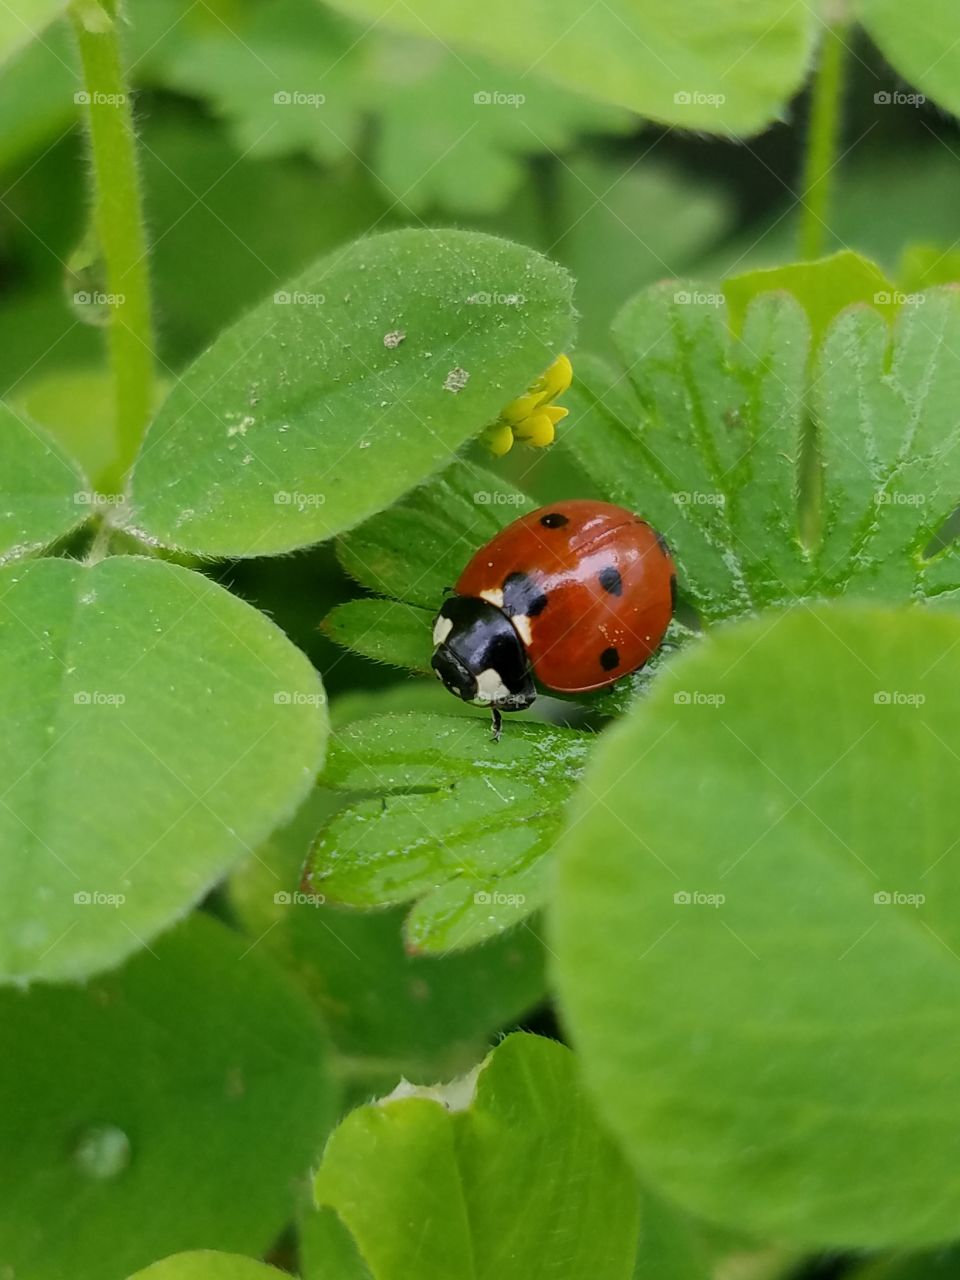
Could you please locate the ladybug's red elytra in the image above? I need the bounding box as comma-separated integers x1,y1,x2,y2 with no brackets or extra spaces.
431,500,677,739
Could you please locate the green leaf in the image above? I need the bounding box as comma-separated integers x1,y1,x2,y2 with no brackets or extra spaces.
858,0,960,117
125,1253,289,1280
313,1033,641,1280
0,0,68,67
326,0,817,134
149,0,631,217
227,781,546,1086
897,241,960,292
324,458,534,674
723,251,896,345
552,604,960,1249
300,1207,374,1280
304,712,588,952
0,555,326,982
338,458,535,608
128,229,574,557
564,282,960,621
0,913,336,1280
0,403,88,562
324,598,433,674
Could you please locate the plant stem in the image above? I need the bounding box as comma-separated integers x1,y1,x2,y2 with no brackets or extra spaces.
70,0,155,490
799,15,850,260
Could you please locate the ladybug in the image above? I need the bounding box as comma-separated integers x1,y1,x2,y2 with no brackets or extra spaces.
431,500,676,738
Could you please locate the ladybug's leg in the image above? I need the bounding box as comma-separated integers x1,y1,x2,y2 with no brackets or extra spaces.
490,706,503,743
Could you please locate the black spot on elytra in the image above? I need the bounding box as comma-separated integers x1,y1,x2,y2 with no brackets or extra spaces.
600,646,620,672
539,511,569,529
598,565,622,596
502,570,548,619
670,573,678,611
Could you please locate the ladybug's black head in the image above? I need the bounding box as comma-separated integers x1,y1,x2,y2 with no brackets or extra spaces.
431,595,536,711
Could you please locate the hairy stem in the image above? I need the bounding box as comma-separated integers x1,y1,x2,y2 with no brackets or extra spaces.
70,0,154,490
799,16,850,260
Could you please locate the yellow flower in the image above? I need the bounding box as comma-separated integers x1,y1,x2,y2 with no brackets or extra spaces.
482,354,572,457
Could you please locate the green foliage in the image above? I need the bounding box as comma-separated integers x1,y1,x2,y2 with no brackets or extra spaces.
0,0,68,66
563,282,960,620
326,0,818,134
227,781,546,1088
552,604,960,1249
125,1255,289,1280
313,1034,642,1279
5,1,960,1274
0,555,326,981
723,250,896,343
128,229,574,557
304,713,588,951
0,914,336,1280
858,0,960,116
0,404,87,561
152,0,632,216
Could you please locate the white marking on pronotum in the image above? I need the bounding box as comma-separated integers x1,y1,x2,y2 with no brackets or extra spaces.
511,613,532,647
479,587,504,608
432,615,453,646
473,668,511,705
